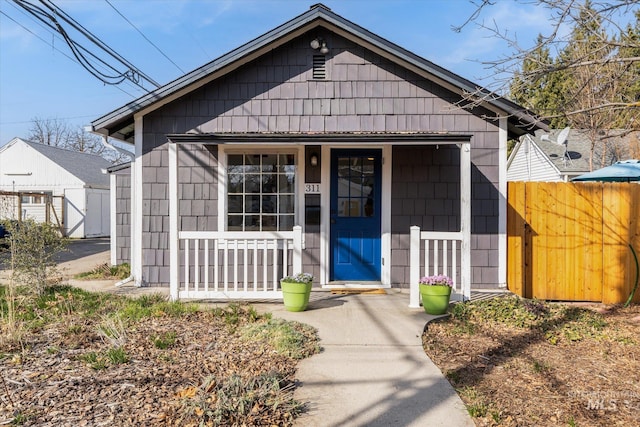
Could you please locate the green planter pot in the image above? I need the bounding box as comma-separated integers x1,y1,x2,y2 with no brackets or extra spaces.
281,281,312,312
419,284,452,315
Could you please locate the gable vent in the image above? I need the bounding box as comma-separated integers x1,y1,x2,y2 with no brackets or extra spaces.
312,55,326,80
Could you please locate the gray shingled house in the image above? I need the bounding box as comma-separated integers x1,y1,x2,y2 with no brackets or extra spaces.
93,4,545,303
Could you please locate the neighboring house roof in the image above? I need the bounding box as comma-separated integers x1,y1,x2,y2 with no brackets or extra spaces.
508,129,640,181
528,131,592,174
91,3,547,142
3,137,111,187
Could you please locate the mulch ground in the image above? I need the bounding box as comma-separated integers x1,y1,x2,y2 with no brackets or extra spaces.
0,310,303,426
423,301,640,426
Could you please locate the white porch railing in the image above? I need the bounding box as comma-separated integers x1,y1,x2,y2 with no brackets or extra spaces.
409,226,471,307
172,226,302,300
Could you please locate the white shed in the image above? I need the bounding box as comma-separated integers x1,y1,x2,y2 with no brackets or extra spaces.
0,137,111,238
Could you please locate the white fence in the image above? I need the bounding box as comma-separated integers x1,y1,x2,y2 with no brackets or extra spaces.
174,226,302,300
409,226,471,307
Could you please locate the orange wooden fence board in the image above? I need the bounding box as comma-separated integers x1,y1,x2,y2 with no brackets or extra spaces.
507,182,640,304
507,181,526,297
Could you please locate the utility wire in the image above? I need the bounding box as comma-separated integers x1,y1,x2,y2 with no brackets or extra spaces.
0,7,137,98
104,0,185,73
0,114,102,125
10,0,159,90
4,0,58,43
40,0,160,87
11,1,134,87
11,0,133,84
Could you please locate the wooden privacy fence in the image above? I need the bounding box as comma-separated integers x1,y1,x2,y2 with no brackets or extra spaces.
508,182,640,304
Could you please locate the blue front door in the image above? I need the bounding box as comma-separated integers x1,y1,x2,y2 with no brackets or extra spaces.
330,149,382,281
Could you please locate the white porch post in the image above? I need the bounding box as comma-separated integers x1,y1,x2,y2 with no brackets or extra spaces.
409,225,421,308
460,142,472,301
293,225,302,274
109,173,117,266
133,116,143,287
168,142,179,301
498,116,508,288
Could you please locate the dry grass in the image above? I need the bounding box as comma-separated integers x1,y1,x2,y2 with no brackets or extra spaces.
0,285,319,426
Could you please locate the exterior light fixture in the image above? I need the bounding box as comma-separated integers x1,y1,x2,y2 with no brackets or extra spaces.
310,153,319,167
310,37,329,55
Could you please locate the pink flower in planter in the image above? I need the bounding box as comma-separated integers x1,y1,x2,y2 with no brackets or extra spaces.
419,275,453,287
281,273,313,284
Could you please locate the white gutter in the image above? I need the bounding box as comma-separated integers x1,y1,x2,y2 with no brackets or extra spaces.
99,135,135,162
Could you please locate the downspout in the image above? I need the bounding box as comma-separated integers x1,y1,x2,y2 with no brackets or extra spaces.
101,135,135,162
100,135,136,288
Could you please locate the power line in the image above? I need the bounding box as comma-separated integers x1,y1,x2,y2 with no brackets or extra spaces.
104,0,185,73
41,0,160,87
10,0,160,90
0,114,101,125
0,7,138,98
3,0,144,96
10,0,134,85
4,0,59,44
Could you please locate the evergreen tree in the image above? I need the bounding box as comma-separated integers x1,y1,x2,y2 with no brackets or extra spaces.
509,34,568,128
460,0,639,142
507,1,639,168
561,1,622,168
615,10,640,129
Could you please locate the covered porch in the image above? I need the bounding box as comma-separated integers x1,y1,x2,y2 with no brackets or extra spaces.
165,135,472,304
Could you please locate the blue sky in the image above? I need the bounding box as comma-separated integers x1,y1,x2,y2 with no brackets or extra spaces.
0,0,557,146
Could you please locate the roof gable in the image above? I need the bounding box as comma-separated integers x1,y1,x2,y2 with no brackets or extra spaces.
7,138,111,186
507,135,565,181
92,4,545,142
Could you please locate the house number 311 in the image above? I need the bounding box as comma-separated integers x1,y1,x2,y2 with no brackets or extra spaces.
305,183,321,194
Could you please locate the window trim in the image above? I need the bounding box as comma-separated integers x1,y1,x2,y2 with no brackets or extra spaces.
21,191,52,204
218,145,305,233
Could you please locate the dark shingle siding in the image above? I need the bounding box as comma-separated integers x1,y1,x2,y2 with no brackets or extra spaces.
150,35,495,137
115,174,131,264
137,32,503,287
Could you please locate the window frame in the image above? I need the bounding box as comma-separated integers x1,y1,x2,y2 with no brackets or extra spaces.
218,146,304,233
21,191,52,204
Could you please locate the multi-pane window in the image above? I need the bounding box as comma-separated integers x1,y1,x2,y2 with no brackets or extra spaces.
227,153,296,231
337,156,375,217
21,192,51,204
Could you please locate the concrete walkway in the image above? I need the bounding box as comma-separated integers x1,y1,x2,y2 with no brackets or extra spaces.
260,290,474,427
1,244,474,426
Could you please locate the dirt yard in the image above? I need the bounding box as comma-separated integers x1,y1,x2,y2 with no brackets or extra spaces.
423,296,640,426
0,288,319,426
